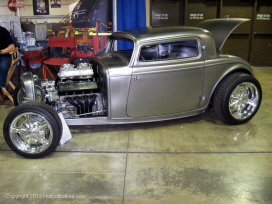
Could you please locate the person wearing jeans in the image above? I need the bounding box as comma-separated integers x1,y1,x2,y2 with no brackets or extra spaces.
0,26,15,102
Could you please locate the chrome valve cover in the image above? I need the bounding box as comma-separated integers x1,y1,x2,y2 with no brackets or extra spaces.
58,63,94,79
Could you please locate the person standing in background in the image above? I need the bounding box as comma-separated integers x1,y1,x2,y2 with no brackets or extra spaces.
0,26,15,102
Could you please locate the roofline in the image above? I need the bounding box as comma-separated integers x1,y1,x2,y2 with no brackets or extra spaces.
111,26,212,43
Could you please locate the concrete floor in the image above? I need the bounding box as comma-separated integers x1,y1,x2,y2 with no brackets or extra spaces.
0,67,272,204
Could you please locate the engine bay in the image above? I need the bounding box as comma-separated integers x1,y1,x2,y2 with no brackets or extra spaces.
29,62,106,119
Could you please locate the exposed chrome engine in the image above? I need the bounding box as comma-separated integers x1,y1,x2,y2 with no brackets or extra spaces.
21,63,106,119
58,63,94,79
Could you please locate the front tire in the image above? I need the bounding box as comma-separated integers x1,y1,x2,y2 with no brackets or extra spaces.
13,85,25,106
4,101,62,158
213,72,262,125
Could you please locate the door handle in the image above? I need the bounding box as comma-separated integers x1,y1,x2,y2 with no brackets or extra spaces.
134,76,143,81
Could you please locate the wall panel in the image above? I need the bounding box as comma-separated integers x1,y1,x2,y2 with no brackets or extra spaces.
185,0,218,26
150,0,272,65
250,0,272,66
220,0,254,61
151,0,185,26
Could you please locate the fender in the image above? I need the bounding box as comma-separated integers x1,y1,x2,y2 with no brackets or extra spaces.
20,72,35,101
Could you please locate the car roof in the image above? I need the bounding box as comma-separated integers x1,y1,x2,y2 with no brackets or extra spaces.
111,26,212,43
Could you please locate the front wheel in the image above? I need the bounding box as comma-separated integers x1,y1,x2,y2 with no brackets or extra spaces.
4,101,62,158
13,85,46,106
213,73,262,125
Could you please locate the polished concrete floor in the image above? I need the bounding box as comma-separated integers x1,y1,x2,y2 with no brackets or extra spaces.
0,67,272,204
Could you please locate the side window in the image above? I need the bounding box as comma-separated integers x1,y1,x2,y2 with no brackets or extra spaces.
139,40,199,62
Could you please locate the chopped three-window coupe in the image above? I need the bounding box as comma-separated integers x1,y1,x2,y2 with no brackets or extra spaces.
4,18,262,158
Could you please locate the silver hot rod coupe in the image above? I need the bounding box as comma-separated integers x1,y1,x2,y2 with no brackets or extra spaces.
4,18,262,158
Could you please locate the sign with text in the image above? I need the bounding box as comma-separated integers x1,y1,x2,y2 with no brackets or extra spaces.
257,14,270,20
154,14,169,20
190,14,204,20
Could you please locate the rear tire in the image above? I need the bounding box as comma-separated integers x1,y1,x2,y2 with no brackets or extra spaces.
4,101,62,158
213,72,262,125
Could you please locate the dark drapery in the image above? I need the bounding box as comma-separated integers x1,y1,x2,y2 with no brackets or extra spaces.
117,0,146,50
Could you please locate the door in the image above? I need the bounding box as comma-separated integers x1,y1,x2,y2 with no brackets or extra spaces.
126,38,205,117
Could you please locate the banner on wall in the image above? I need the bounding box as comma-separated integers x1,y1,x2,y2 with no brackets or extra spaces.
51,0,61,8
71,0,112,57
33,0,49,15
71,0,112,30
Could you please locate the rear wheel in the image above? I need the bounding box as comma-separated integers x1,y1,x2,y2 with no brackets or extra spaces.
213,72,262,125
4,101,62,158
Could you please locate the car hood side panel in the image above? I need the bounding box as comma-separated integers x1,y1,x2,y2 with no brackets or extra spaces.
196,18,250,51
92,52,131,76
90,52,132,119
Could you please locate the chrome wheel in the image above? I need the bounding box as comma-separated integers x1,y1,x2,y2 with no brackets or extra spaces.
213,73,262,125
229,82,259,120
15,88,24,105
9,112,53,154
13,85,46,106
4,101,62,158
